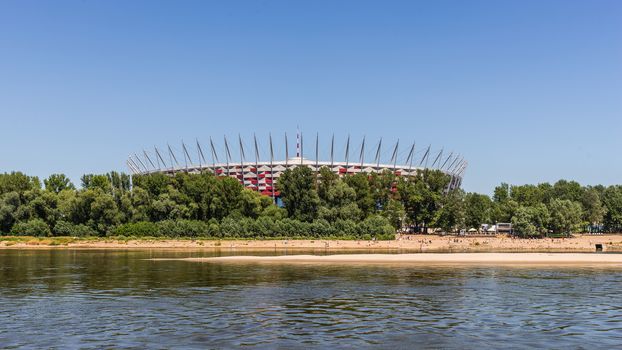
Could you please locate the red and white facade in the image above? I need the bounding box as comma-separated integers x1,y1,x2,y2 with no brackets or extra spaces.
127,133,467,199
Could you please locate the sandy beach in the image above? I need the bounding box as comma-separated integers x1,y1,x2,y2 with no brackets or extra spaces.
179,252,622,265
1,234,622,252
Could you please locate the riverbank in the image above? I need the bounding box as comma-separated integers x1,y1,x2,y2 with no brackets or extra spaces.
180,253,622,265
1,234,622,252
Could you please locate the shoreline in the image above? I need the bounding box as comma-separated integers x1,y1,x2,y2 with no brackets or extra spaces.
178,253,622,265
1,234,622,252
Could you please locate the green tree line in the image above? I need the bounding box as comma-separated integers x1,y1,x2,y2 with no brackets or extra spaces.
1,169,621,239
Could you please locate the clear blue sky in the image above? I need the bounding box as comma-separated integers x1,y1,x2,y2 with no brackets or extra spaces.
0,0,620,194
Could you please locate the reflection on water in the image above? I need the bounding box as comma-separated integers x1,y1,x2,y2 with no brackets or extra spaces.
1,249,622,348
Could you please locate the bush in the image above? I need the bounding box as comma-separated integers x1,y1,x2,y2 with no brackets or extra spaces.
310,219,334,237
155,220,176,237
377,232,396,240
237,217,255,238
271,218,311,237
274,218,294,237
78,216,397,240
156,220,210,238
261,206,287,220
10,219,51,237
70,217,399,240
54,220,98,237
220,217,244,238
176,220,210,237
253,216,277,237
333,219,358,237
358,216,395,239
207,220,221,238
113,222,160,237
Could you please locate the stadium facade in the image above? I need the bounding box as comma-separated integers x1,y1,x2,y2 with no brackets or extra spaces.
127,132,467,200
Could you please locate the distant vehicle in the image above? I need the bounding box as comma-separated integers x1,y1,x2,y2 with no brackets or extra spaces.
485,224,496,233
496,222,513,235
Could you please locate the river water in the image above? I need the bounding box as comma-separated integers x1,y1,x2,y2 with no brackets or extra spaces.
1,249,621,349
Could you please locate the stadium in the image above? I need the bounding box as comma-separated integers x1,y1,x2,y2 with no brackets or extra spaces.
127,132,467,200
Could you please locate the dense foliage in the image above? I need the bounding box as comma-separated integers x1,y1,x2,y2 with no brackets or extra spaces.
1,170,620,239
484,181,620,237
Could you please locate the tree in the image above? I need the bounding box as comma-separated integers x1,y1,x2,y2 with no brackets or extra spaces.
494,199,519,223
512,207,539,237
317,180,361,222
81,174,111,192
423,169,451,193
434,189,465,232
396,177,423,228
132,173,171,197
278,166,319,222
394,170,451,231
317,166,338,203
511,204,549,237
107,171,131,194
548,199,582,235
581,187,605,226
396,175,441,231
27,191,61,227
537,182,554,204
0,172,41,195
238,188,271,219
552,180,583,203
260,205,287,220
10,218,51,237
150,188,192,222
602,186,622,232
88,189,122,234
0,192,21,233
529,203,551,234
368,170,396,210
343,173,375,216
9,166,622,240
128,187,151,222
177,172,219,220
382,199,406,229
44,174,75,193
493,183,510,203
213,177,244,219
464,193,492,228
510,184,546,207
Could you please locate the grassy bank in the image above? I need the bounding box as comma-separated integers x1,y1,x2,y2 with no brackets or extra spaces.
0,236,124,246
0,235,389,247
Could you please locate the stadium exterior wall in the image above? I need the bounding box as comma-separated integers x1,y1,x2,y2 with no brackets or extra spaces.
127,134,467,199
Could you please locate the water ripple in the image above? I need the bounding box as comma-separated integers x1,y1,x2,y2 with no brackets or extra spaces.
1,250,622,348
